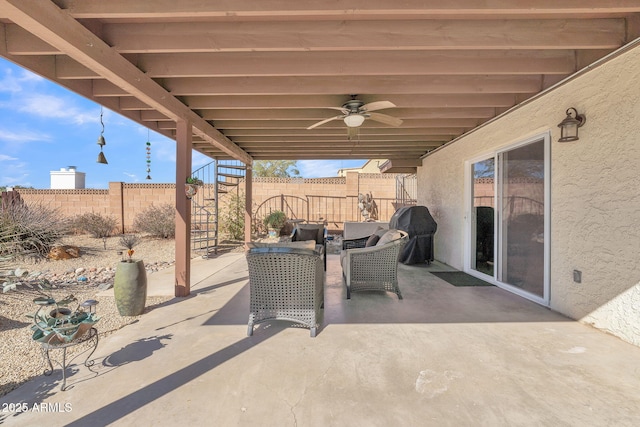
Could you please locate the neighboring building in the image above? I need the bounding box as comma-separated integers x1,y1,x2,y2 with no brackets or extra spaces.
50,166,85,189
337,159,386,176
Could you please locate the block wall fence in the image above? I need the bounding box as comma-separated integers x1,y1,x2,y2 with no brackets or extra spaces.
14,172,403,233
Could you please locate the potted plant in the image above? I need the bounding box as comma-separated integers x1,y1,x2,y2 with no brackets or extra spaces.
263,210,286,238
113,234,147,316
185,176,204,199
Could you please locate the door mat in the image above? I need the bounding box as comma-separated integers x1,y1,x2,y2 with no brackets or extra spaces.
430,271,494,287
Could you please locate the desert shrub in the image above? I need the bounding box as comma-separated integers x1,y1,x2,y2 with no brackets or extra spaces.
0,202,69,263
220,191,245,240
72,212,118,238
133,204,175,238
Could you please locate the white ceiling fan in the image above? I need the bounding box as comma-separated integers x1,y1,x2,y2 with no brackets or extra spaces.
306,96,403,131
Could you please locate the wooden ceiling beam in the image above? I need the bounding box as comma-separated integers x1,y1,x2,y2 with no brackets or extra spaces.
221,128,468,137
183,94,522,110
54,0,640,20
230,136,452,144
133,50,576,77
212,119,482,129
118,97,153,110
244,152,433,160
101,19,625,53
199,108,496,121
165,75,542,96
3,24,57,54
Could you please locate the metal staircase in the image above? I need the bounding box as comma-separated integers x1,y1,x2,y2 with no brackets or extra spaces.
394,174,417,210
189,160,246,257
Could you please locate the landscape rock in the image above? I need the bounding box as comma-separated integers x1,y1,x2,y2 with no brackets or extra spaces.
14,267,27,277
48,245,81,260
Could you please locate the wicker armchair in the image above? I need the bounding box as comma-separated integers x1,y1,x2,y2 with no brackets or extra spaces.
341,230,408,299
246,247,324,337
291,223,328,270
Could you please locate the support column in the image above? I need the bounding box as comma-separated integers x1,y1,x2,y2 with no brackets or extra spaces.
244,164,253,248
175,120,192,297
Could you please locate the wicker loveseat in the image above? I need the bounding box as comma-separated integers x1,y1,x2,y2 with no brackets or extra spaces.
341,229,409,299
246,246,324,337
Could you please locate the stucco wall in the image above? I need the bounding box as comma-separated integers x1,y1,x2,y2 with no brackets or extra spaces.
418,45,640,345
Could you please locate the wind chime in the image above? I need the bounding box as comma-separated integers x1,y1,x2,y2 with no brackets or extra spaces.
145,129,152,180
96,106,108,164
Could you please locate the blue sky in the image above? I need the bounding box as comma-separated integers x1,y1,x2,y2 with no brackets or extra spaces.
0,58,365,189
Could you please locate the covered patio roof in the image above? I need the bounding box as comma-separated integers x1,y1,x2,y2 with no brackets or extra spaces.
2,1,640,297
1,1,639,165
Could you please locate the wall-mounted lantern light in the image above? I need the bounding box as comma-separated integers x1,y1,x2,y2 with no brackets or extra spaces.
557,107,586,142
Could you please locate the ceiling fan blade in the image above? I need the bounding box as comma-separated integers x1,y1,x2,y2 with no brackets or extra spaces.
307,115,342,130
361,100,396,112
327,107,350,113
368,112,403,127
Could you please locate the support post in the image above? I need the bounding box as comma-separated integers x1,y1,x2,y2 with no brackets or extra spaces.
244,164,253,249
175,120,192,297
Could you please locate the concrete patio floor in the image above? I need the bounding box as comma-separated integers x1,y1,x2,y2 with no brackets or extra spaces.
1,253,640,426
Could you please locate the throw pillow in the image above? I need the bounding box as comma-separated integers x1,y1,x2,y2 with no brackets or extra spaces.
297,227,319,242
365,234,380,247
376,229,403,246
374,227,388,238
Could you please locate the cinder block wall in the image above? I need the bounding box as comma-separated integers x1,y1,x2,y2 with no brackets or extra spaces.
16,173,405,232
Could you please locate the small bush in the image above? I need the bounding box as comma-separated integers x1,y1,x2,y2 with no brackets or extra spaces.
220,191,245,240
0,202,69,263
72,212,118,238
263,210,286,230
133,204,175,238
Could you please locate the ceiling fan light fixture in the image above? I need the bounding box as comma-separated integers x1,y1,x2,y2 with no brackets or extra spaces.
343,114,366,128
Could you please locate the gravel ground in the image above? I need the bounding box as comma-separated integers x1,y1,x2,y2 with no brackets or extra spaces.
0,234,243,398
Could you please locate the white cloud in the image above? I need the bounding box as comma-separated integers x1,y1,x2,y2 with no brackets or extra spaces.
0,67,43,94
0,161,30,187
17,93,98,125
0,128,52,144
123,172,139,182
0,154,18,161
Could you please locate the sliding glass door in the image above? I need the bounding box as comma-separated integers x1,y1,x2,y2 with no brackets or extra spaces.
467,134,550,305
470,158,495,277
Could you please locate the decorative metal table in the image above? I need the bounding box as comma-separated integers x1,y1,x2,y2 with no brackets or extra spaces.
31,298,100,391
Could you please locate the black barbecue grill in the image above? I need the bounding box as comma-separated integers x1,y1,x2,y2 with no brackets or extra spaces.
389,206,437,265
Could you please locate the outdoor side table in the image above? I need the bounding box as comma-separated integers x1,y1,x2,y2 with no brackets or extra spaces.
35,299,100,391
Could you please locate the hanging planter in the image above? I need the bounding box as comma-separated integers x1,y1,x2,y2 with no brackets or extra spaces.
185,177,203,199
185,183,199,199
